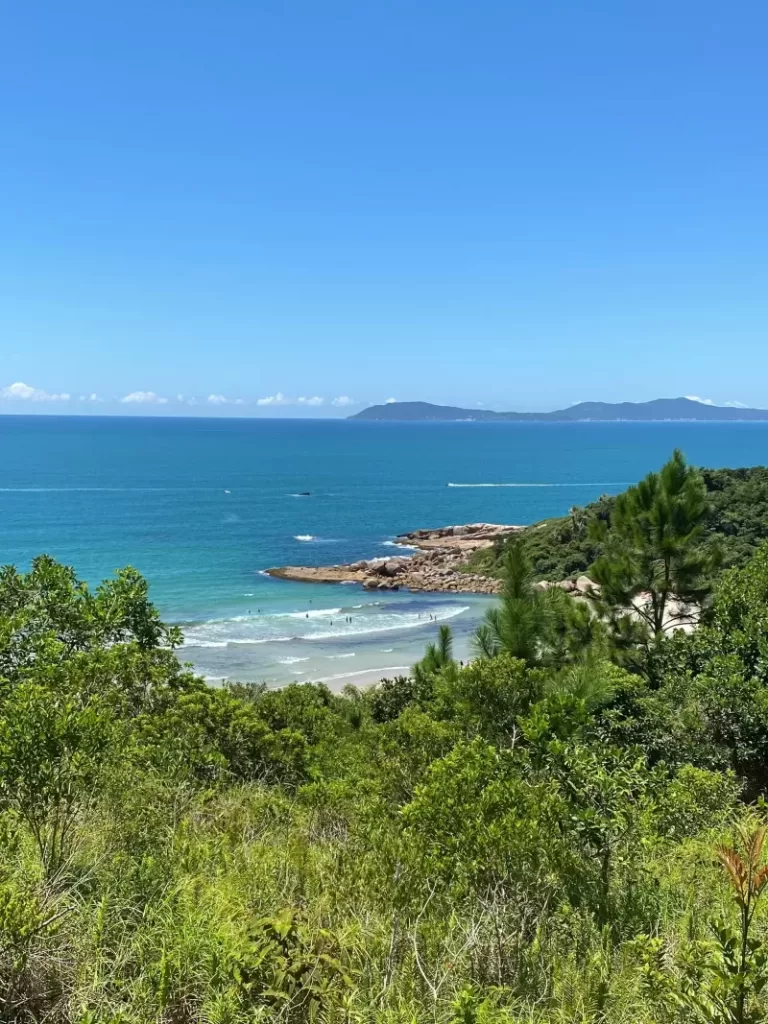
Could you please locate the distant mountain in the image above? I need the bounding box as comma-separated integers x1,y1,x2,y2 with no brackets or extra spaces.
350,398,768,422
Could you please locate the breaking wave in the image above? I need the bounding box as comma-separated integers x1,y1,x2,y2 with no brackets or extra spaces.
181,603,469,650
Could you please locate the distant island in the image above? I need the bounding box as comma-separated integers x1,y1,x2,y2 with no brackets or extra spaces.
350,397,768,422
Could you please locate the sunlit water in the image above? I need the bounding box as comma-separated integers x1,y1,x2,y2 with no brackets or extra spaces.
2,416,768,689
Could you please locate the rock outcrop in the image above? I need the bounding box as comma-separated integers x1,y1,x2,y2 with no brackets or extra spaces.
266,523,523,594
266,529,702,632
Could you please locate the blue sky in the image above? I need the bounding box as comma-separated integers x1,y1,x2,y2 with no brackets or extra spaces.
2,1,767,416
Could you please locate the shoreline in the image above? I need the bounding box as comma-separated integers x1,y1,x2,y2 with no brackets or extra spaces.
266,523,522,595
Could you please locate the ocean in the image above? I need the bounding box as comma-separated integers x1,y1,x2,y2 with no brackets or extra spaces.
2,415,768,689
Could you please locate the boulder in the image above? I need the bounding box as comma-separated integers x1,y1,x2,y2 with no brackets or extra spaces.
379,559,405,577
575,575,597,594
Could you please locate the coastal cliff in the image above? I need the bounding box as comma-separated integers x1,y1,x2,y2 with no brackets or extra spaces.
266,523,522,594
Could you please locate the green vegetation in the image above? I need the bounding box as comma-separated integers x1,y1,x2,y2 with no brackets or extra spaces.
5,457,768,1020
467,462,768,582
473,542,598,666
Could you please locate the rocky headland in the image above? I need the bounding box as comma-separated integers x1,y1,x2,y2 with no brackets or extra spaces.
266,522,700,631
266,523,523,594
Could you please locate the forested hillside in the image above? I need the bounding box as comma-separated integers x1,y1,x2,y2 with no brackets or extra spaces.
3,454,768,1021
467,465,768,581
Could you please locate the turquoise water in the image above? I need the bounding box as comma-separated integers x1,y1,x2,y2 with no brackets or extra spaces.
2,416,768,688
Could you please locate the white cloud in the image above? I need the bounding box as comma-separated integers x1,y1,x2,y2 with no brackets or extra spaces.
384,397,397,404
332,395,355,407
0,381,70,401
297,396,324,406
686,396,750,409
685,395,715,406
120,391,168,405
257,392,290,406
208,393,246,406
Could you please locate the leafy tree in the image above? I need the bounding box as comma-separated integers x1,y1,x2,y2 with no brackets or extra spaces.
370,674,430,724
0,683,121,875
0,556,180,682
402,739,565,903
437,654,544,746
413,623,456,686
473,543,553,663
472,542,595,669
590,449,720,641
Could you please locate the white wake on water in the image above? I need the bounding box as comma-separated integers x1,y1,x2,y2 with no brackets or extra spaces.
447,481,631,488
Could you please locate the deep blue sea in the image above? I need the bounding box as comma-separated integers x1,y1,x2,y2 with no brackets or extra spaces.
2,415,767,688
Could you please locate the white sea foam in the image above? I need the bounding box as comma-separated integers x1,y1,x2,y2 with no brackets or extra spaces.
280,607,342,619
181,603,468,649
447,481,631,488
326,652,355,659
311,666,410,684
278,656,310,664
294,534,315,541
298,604,468,642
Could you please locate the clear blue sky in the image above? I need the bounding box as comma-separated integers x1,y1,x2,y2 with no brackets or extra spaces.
2,1,767,416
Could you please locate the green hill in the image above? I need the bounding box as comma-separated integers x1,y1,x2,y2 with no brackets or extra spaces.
466,465,768,580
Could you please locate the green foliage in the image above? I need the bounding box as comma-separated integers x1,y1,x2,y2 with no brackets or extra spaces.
229,907,353,1020
0,555,179,680
591,449,719,638
638,824,768,1024
467,463,768,585
402,739,565,902
4,519,768,1020
0,683,121,875
473,541,597,667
